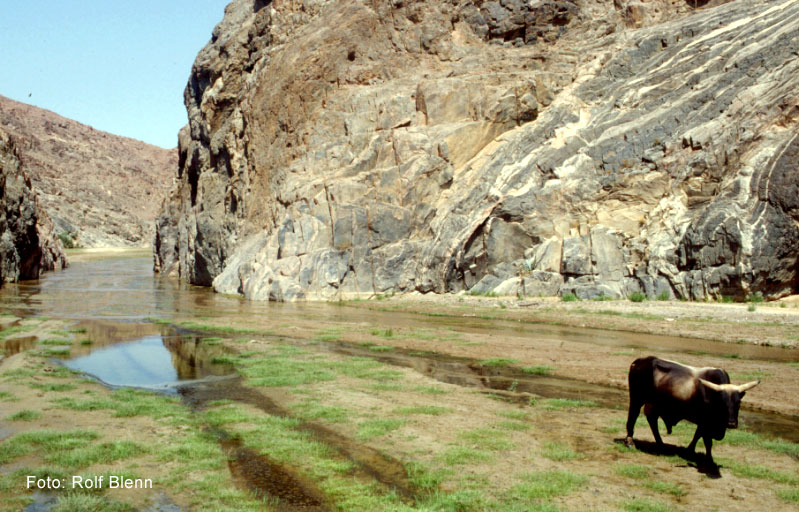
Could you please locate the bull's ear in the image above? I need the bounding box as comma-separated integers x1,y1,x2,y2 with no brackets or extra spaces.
699,378,722,392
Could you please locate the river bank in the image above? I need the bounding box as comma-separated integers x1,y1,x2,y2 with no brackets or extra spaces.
1,253,798,511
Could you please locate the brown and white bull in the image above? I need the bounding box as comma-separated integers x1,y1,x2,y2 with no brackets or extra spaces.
625,356,759,465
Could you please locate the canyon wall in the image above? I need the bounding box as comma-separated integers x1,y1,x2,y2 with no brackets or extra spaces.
0,95,177,248
156,0,799,301
0,129,66,283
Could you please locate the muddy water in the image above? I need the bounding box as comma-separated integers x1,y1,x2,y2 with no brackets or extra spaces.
2,252,799,507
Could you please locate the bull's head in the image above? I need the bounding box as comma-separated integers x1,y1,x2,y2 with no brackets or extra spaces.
699,379,760,429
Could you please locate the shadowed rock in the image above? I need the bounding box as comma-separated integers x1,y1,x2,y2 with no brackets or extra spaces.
0,129,66,282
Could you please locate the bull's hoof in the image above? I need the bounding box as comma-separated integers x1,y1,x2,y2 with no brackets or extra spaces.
624,436,635,448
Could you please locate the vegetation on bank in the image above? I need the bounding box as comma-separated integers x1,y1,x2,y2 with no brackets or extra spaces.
2,314,798,511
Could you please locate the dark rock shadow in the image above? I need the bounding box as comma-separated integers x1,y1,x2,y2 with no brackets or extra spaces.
614,438,722,478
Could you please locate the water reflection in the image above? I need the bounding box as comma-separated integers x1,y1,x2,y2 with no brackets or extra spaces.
61,333,233,390
2,336,38,356
1,253,797,363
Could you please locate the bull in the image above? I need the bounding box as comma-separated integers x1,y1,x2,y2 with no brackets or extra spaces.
625,356,759,466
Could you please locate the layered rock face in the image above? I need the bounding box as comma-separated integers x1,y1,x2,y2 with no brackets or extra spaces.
0,129,67,283
156,0,799,301
0,95,177,248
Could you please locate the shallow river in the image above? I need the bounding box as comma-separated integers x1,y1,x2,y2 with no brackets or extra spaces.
2,252,798,442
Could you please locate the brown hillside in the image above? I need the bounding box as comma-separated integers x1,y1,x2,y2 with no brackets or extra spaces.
0,94,177,247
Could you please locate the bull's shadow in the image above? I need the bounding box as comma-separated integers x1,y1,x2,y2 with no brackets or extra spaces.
614,438,722,478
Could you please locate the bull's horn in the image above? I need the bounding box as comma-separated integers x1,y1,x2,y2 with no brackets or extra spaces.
699,379,723,391
736,380,761,392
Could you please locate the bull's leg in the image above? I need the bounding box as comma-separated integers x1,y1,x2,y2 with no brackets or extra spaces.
687,426,702,453
625,399,643,447
644,405,663,445
703,435,715,466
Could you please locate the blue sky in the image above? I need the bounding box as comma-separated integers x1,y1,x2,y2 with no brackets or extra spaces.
0,1,231,148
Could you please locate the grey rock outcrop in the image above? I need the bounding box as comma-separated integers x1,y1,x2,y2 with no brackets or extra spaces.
156,0,799,302
0,130,67,282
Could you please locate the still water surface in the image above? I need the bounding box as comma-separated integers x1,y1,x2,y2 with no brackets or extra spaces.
2,251,798,440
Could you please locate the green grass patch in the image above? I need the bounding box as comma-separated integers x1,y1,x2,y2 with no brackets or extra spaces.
497,410,530,421
368,345,395,352
370,328,395,339
720,458,799,485
614,463,650,479
724,430,799,458
290,400,350,423
777,487,799,504
560,293,578,302
52,493,134,512
629,292,647,302
52,389,187,420
0,324,36,338
541,441,581,461
620,497,672,512
480,358,518,367
79,339,93,345
457,428,514,451
496,421,531,431
506,470,587,503
314,328,344,342
30,382,77,392
34,347,71,357
39,338,73,345
7,409,42,421
202,405,254,426
48,440,147,469
356,418,405,441
1,430,100,465
240,357,337,387
522,365,555,376
470,290,498,297
413,385,451,395
440,446,491,465
336,357,403,382
174,321,259,335
405,461,451,492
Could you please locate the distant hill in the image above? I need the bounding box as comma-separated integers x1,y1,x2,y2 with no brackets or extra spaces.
0,94,177,247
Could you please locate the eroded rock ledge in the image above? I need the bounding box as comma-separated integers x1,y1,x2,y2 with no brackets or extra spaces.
0,130,67,283
156,0,799,301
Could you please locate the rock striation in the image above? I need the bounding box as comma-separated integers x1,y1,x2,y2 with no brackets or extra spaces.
0,129,67,283
156,0,799,301
0,95,177,248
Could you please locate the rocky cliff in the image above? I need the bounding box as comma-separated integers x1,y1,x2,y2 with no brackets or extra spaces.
0,95,177,248
0,129,67,283
156,0,799,301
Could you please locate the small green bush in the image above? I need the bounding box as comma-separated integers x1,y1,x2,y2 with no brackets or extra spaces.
657,291,670,301
628,292,647,302
561,293,578,302
57,232,79,249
